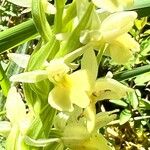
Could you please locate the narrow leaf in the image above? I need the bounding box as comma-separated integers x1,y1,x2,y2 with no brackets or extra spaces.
120,109,132,125
0,20,37,53
114,65,150,81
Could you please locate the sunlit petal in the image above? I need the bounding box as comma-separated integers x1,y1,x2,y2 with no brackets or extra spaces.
94,78,132,101
6,87,26,124
108,41,133,64
81,49,98,90
100,11,137,41
48,86,74,112
115,33,140,52
69,70,91,92
10,70,48,83
70,89,90,108
92,0,133,13
8,53,30,68
84,103,96,133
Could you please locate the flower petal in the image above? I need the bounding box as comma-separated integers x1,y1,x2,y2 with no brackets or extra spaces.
48,86,74,112
8,53,30,68
10,70,48,83
6,87,26,124
92,0,123,12
108,40,133,64
69,70,91,92
69,70,91,108
46,59,70,82
92,0,133,13
84,103,96,133
115,33,140,52
81,48,98,90
93,78,132,101
100,11,137,41
70,89,90,108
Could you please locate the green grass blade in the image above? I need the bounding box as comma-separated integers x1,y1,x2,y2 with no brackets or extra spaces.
132,0,150,9
113,65,150,81
0,19,38,53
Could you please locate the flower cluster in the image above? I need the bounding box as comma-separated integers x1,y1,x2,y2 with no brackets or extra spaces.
1,0,140,149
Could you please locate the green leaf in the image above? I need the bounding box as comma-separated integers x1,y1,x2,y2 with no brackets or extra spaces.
54,0,65,33
134,72,150,85
26,104,56,139
0,63,10,96
0,20,37,53
109,99,128,107
131,0,150,9
139,99,150,110
55,3,94,57
0,121,11,137
62,1,76,27
113,65,150,81
120,109,132,125
128,92,139,109
32,0,52,43
135,7,150,18
28,38,59,70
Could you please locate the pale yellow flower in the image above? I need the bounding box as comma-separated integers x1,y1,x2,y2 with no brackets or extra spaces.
106,33,140,64
100,11,140,63
92,0,134,12
48,69,91,112
54,107,115,150
100,11,137,41
80,49,132,132
80,11,139,64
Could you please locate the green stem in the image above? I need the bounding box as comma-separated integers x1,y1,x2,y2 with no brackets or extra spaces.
97,43,108,65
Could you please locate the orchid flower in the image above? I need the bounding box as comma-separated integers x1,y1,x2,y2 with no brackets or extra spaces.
53,106,116,150
80,11,140,64
92,0,134,13
1,86,33,149
9,45,92,112
80,48,133,132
